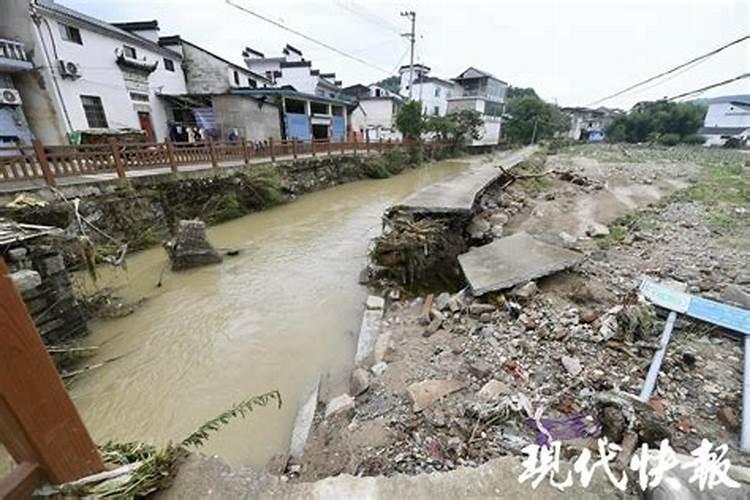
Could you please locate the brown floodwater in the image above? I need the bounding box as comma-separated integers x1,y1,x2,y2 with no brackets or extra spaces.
66,160,468,469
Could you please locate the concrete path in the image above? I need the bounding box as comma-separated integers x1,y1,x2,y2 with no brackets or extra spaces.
392,147,537,215
459,231,584,295
158,452,627,499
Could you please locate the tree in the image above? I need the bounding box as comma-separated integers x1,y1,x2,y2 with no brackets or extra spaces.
425,110,483,147
504,96,568,144
605,100,706,144
396,100,425,139
373,76,401,94
506,86,540,100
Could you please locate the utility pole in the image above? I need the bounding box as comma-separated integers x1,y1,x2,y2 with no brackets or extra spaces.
400,11,416,99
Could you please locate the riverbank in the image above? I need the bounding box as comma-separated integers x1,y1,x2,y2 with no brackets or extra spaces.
293,145,750,495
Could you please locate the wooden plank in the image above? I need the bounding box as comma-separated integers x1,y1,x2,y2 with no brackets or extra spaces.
0,462,45,500
0,258,104,483
31,141,56,187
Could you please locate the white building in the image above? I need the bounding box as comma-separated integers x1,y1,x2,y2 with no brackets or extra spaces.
243,44,344,100
447,67,507,146
343,84,402,141
0,37,35,148
701,95,750,146
3,0,188,144
399,64,458,117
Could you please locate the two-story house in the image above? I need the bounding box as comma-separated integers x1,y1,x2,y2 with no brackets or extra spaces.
3,0,187,144
561,106,615,142
399,64,458,117
447,67,508,146
343,83,403,141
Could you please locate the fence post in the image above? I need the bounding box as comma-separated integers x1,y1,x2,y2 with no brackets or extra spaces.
32,140,56,188
165,139,178,173
379,137,383,153
0,257,105,486
366,135,370,154
107,138,127,179
353,137,357,156
327,139,332,157
291,139,297,159
311,139,316,157
208,139,218,169
269,137,276,162
241,138,250,165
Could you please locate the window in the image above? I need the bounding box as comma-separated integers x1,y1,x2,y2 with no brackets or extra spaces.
433,106,439,116
434,87,441,97
247,78,257,88
80,95,108,128
123,45,137,58
163,58,175,71
129,92,149,103
59,24,82,45
375,88,382,97
233,70,240,86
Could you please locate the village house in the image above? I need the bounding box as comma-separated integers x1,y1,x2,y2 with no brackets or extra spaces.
561,106,616,142
2,0,188,145
343,83,403,141
0,36,35,149
700,95,750,146
446,67,507,146
156,35,279,142
399,63,458,117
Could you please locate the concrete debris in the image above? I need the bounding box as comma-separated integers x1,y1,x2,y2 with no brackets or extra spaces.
586,222,610,238
355,309,383,364
561,355,582,376
407,379,465,412
10,269,42,293
373,332,395,364
458,232,583,296
476,380,510,401
365,295,385,310
468,303,495,315
371,362,387,376
166,220,222,271
325,394,355,420
351,369,371,397
510,281,538,301
467,216,490,240
434,292,452,311
289,380,319,461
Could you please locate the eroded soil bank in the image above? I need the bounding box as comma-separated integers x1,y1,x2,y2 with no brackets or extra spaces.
297,145,750,494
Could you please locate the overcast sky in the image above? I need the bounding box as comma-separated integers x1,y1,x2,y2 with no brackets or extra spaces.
64,0,749,109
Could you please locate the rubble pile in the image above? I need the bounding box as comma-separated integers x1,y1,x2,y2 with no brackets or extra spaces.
298,145,749,485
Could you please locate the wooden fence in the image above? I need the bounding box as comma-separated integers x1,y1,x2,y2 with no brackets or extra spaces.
0,137,408,188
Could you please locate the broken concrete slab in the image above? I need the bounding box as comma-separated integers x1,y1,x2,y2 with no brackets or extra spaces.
477,379,510,401
350,368,370,397
407,379,465,412
355,308,383,364
288,379,319,461
459,232,584,296
393,147,537,215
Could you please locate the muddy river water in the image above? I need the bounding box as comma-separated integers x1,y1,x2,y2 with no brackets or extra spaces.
67,160,468,469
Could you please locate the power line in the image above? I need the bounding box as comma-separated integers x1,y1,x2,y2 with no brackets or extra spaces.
225,0,393,75
336,0,402,35
666,73,750,101
587,34,750,106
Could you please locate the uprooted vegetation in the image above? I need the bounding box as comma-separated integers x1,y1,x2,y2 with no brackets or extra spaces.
370,213,468,290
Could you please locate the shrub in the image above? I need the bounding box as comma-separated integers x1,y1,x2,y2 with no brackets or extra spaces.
383,148,406,174
657,133,680,146
407,143,424,165
363,158,391,179
681,134,706,145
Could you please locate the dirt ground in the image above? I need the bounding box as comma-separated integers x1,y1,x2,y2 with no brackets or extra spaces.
296,144,750,485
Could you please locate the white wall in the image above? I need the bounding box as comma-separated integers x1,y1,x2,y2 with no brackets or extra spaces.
704,102,750,128
413,81,456,117
277,66,316,95
22,9,186,143
359,99,396,129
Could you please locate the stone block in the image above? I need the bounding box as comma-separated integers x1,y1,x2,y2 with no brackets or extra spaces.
10,269,42,293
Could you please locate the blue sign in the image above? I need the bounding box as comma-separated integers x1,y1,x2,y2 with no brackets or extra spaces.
640,279,750,335
687,296,750,335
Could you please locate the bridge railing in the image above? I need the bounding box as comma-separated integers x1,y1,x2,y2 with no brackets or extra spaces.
0,136,424,187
